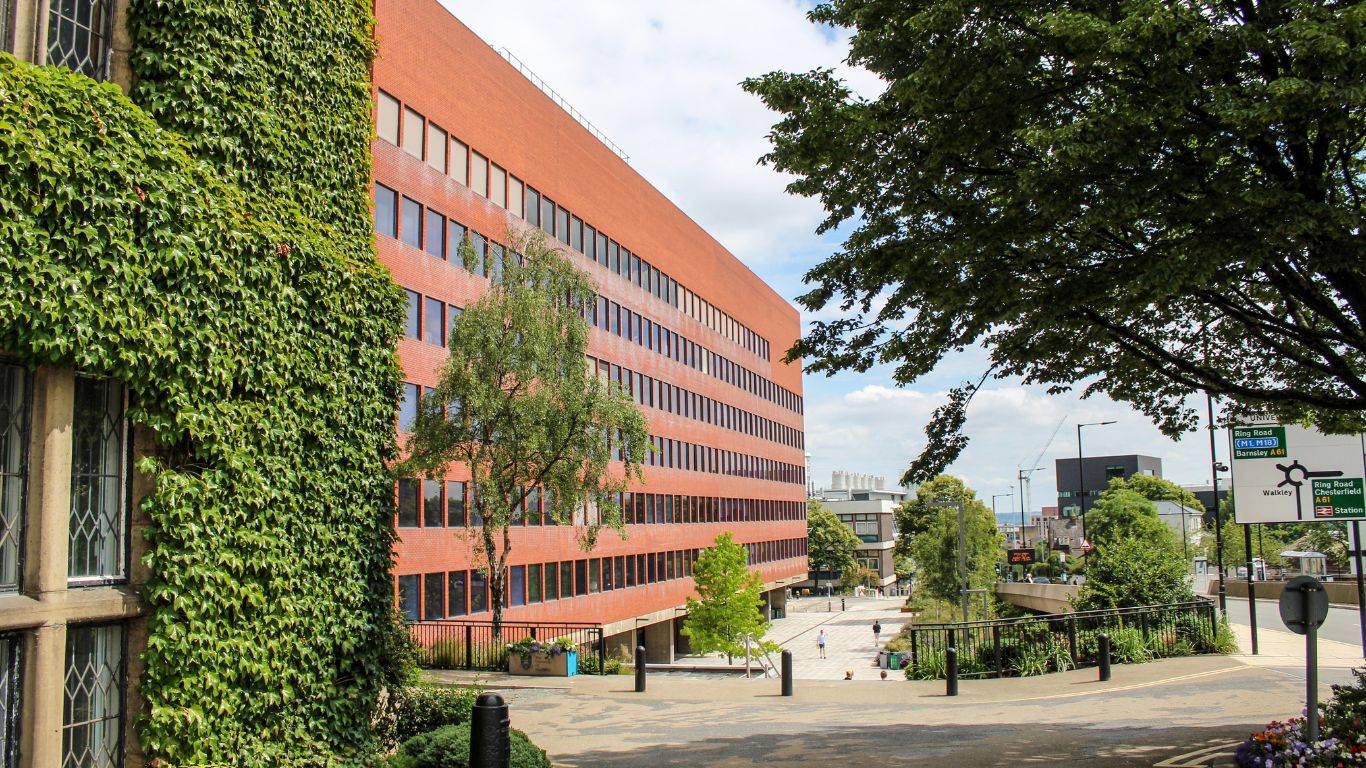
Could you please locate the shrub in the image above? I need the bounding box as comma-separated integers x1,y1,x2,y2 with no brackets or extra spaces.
427,640,469,670
1106,626,1152,664
390,724,551,768
1015,645,1050,677
576,652,624,675
389,685,480,746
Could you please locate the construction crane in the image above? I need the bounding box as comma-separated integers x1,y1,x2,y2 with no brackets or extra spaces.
1016,415,1067,532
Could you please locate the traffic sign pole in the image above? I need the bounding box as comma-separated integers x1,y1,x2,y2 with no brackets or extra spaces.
1354,521,1366,659
1307,606,1319,742
1244,524,1258,655
1279,576,1330,740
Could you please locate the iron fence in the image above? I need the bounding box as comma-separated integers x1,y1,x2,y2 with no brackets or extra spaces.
902,600,1217,680
408,620,605,673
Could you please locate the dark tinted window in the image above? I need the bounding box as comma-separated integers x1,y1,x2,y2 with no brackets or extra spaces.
525,187,541,227
423,480,443,527
397,574,419,619
397,479,419,527
423,298,444,346
447,571,467,616
423,573,444,620
556,207,570,245
401,197,422,248
446,481,466,526
398,382,419,431
540,196,555,236
424,210,445,259
375,184,397,237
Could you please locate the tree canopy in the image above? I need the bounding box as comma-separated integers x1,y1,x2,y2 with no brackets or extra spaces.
1107,475,1205,512
683,533,779,662
906,476,1002,605
807,499,862,584
398,234,650,632
744,0,1366,484
1084,488,1175,551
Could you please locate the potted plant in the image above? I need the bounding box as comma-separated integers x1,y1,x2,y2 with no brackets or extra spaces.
506,636,578,677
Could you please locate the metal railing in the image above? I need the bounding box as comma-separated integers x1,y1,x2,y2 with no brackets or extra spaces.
493,47,630,163
902,601,1217,680
409,620,606,673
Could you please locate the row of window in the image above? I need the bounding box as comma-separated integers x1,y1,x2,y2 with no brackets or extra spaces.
397,538,807,621
393,280,804,451
376,90,773,363
1,362,128,593
590,354,803,450
377,184,802,416
0,623,125,768
397,381,803,485
395,478,806,529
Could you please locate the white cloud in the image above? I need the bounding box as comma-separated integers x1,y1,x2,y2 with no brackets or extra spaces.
440,1,1228,515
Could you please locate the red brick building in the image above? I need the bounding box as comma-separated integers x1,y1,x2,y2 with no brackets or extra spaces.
373,0,808,659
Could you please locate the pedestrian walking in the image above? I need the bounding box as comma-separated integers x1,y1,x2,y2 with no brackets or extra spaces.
872,620,882,645
817,629,827,658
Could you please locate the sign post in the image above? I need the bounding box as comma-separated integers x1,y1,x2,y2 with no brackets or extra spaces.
1279,576,1330,742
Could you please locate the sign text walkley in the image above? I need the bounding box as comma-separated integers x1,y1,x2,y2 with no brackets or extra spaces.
1229,422,1366,524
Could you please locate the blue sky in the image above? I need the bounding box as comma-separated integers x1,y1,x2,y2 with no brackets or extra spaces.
443,0,1227,509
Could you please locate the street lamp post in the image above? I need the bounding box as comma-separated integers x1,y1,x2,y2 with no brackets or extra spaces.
992,491,1013,541
1076,420,1117,548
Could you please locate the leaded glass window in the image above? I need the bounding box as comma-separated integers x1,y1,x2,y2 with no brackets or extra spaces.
47,0,110,80
68,377,125,583
63,624,123,768
0,634,18,768
0,363,28,591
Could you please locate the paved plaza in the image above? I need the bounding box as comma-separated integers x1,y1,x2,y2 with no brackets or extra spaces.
425,596,1366,766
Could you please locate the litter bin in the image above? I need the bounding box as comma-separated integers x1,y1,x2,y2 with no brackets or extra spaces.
878,651,889,669
888,652,902,671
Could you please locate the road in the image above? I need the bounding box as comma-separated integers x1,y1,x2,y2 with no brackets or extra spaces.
1221,596,1364,648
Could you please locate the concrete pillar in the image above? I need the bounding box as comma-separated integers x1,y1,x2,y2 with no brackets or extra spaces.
768,588,788,619
642,620,674,664
24,367,73,599
19,624,65,768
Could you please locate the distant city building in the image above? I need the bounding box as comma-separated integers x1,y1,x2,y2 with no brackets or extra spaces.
1055,454,1163,518
807,472,909,590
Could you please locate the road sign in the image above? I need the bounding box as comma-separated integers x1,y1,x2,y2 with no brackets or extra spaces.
1007,549,1036,565
1279,576,1329,635
1229,422,1366,523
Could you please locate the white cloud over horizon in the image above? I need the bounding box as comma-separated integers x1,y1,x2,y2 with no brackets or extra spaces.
440,1,1231,512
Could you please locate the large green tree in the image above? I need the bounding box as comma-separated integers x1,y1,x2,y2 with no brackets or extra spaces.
807,499,862,590
906,476,1002,605
1085,489,1177,551
1078,487,1194,608
744,0,1366,484
399,234,650,634
683,533,780,663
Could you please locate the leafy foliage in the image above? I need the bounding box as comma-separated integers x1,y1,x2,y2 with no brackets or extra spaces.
744,0,1366,482
683,533,780,662
1075,537,1195,610
1084,489,1175,551
807,500,861,583
389,724,551,768
905,477,1002,604
381,685,479,748
398,235,649,634
0,45,404,766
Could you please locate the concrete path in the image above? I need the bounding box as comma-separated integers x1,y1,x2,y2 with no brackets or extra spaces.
666,594,909,680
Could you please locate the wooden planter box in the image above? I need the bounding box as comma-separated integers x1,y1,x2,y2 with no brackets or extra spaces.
508,650,577,676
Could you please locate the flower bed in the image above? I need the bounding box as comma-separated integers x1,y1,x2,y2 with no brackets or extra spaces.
1236,668,1366,766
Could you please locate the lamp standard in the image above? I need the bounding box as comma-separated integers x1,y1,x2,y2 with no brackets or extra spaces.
1076,420,1117,548
992,491,1014,543
1018,466,1043,547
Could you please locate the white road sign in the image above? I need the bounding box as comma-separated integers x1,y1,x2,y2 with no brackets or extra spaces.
1229,422,1366,524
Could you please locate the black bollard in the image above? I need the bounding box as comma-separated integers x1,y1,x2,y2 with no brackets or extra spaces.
469,692,510,768
841,598,846,612
781,650,793,697
945,647,959,697
1098,633,1112,682
634,644,647,693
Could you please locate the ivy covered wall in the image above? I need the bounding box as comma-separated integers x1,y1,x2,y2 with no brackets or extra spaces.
0,0,402,761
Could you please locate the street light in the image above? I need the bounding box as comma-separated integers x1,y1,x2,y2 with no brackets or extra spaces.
992,492,1014,544
1076,420,1117,548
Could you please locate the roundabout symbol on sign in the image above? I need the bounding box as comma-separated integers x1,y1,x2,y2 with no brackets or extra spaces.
1275,461,1344,520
